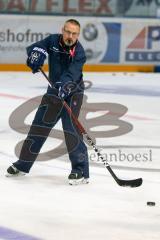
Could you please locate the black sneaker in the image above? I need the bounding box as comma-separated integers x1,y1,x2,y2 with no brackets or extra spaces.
68,172,89,185
6,165,26,177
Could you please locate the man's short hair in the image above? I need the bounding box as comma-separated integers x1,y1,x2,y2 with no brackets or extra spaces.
65,19,80,28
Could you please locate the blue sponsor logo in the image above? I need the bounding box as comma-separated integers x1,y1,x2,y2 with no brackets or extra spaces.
101,23,121,63
126,26,160,62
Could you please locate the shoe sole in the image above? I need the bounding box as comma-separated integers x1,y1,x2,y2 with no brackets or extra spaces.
69,178,89,185
5,172,26,177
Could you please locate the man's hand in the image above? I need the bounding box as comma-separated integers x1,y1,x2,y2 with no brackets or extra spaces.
56,81,76,100
58,86,71,99
27,47,47,73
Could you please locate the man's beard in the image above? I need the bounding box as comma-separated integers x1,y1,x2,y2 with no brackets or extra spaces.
65,39,73,46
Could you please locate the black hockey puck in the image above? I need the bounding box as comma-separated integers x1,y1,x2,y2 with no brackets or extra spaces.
147,201,155,206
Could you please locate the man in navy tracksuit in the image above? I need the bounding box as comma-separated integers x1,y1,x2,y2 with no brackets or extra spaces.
6,19,89,185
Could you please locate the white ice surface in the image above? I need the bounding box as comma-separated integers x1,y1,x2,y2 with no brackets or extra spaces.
0,72,160,240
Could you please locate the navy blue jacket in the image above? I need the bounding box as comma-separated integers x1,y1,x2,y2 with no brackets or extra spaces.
26,34,86,93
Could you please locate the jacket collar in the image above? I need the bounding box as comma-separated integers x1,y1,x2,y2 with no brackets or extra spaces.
59,35,77,57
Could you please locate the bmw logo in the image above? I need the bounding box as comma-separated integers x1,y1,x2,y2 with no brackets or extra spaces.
82,23,98,41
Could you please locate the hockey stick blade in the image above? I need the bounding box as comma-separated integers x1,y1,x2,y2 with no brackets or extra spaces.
106,165,142,187
116,177,143,188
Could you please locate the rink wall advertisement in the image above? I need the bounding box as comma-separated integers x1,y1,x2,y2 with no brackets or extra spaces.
0,14,160,69
1,0,160,17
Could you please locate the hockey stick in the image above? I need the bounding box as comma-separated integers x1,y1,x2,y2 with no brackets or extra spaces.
40,68,142,188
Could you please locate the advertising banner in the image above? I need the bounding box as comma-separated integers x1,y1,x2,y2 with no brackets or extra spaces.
0,15,160,65
0,0,116,15
121,20,160,64
1,0,160,17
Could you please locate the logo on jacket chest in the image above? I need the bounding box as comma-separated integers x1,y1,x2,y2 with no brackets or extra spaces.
50,45,75,60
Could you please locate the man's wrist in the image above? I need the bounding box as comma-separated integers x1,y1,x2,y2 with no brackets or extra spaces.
32,47,47,57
